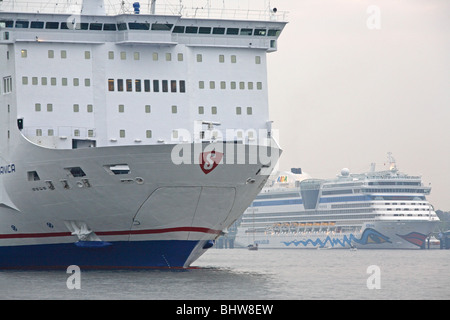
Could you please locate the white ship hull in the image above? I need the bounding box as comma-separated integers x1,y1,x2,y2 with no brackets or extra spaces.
235,220,438,249
0,137,278,268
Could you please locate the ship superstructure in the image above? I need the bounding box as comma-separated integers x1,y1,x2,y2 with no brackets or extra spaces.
235,154,440,249
0,0,286,268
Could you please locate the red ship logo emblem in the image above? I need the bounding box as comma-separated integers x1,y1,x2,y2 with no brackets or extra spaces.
199,151,223,174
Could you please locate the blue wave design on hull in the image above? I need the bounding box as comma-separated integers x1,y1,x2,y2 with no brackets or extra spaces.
281,228,391,248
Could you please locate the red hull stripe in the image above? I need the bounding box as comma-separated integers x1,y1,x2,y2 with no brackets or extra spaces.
0,227,221,240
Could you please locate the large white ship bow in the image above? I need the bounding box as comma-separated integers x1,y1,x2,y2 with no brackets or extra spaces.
0,0,286,268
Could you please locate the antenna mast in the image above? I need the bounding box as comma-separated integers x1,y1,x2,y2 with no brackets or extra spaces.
387,152,397,171
150,0,156,14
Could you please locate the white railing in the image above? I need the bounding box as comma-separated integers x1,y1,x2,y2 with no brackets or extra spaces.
0,0,288,21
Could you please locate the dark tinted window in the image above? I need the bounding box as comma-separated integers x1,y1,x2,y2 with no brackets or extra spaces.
185,26,198,34
1,20,14,28
89,23,102,30
240,28,252,36
103,23,117,31
15,21,29,28
173,26,184,33
45,22,59,29
78,23,89,30
226,28,239,35
254,28,267,36
199,27,211,34
30,21,44,29
128,22,150,30
151,23,173,31
212,27,225,34
268,29,281,37
117,23,127,30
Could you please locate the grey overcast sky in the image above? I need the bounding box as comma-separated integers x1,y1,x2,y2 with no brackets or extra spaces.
265,0,450,210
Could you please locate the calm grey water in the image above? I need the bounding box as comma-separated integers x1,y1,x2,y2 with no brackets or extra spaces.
0,249,448,300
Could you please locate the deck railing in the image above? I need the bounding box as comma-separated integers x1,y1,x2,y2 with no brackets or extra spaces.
0,0,288,21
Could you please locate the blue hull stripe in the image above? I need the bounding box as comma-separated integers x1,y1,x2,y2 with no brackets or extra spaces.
0,240,199,269
252,198,303,207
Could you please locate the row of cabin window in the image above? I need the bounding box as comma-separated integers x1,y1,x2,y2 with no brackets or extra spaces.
19,49,261,66
31,102,253,115
34,103,94,113
1,20,172,31
22,76,91,87
34,128,96,138
2,20,281,37
199,80,263,90
198,106,253,115
108,79,186,93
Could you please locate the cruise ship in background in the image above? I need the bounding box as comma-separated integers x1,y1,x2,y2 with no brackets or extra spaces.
0,0,286,268
235,154,440,249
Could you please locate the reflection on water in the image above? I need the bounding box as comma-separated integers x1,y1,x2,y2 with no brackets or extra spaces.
0,249,449,299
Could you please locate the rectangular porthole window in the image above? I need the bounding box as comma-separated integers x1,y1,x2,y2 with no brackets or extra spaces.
153,80,159,92
135,79,141,92
162,80,168,92
179,80,186,93
108,79,114,91
65,167,86,178
27,171,40,181
144,80,151,92
120,130,126,138
104,164,131,175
